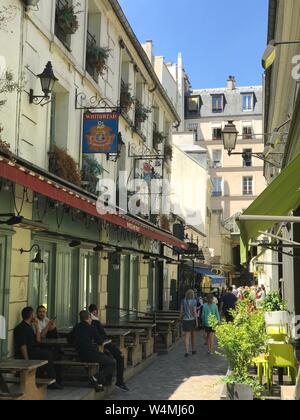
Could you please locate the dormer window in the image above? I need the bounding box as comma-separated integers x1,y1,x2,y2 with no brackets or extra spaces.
187,95,200,114
242,93,254,111
212,94,223,113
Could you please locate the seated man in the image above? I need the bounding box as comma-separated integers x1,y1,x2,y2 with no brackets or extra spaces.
69,311,116,393
36,305,58,339
89,304,129,392
14,307,63,390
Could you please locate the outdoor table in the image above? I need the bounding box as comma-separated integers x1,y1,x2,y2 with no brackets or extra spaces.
105,329,131,368
0,359,48,400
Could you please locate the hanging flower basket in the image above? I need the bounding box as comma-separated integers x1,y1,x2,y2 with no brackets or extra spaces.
135,100,152,125
81,154,103,194
120,82,134,113
86,46,110,76
48,145,81,187
56,1,80,35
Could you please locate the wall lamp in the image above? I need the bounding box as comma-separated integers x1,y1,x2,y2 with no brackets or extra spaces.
29,61,58,106
222,121,281,168
0,214,23,226
262,40,300,70
20,244,44,264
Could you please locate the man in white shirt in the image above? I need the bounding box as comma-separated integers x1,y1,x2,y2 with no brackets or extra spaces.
36,305,57,339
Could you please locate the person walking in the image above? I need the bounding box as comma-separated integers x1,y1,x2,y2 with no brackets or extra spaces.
202,294,220,355
220,286,237,322
180,289,198,357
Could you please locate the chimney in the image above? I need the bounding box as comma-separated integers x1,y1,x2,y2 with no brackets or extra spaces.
142,40,154,63
227,75,236,90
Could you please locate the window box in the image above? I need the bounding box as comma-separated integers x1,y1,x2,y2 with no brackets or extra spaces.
86,42,110,77
120,81,134,113
135,100,151,127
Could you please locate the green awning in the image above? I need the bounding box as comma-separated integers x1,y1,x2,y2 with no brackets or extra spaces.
238,153,300,264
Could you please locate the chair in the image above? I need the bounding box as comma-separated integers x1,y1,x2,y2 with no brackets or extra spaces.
266,326,289,336
253,354,270,389
267,344,299,390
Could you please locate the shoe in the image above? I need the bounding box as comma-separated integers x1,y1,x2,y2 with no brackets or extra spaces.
95,384,105,393
115,383,130,392
192,351,197,355
185,353,189,358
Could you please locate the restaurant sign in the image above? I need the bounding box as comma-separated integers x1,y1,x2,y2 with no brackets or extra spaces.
83,112,119,154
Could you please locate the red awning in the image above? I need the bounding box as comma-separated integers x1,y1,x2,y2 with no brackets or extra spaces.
0,156,187,250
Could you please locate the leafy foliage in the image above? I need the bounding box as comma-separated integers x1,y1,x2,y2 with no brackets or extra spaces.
86,46,110,76
120,82,134,113
153,130,167,148
49,145,82,187
209,300,267,397
261,291,287,312
56,1,81,34
81,155,103,194
164,143,173,161
0,5,17,32
135,100,152,124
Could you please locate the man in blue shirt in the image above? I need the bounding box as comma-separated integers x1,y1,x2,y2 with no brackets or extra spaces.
220,287,237,322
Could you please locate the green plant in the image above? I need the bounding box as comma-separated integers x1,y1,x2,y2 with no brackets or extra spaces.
120,82,134,113
86,46,110,76
261,291,287,312
49,145,82,187
81,155,103,194
209,300,267,397
135,101,151,125
164,143,173,161
56,1,81,35
153,130,167,148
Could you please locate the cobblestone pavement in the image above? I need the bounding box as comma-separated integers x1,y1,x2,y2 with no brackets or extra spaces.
107,331,227,400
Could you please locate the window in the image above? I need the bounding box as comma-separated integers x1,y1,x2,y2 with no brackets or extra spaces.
212,177,222,197
212,95,223,113
55,0,72,50
212,150,222,168
243,149,252,167
243,176,253,196
242,125,253,139
187,96,200,114
242,94,254,111
212,127,222,140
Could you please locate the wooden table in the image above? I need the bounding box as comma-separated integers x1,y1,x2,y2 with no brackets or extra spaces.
0,360,48,400
105,329,131,369
121,323,156,358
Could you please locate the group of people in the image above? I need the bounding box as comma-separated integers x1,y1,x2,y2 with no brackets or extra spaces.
180,285,264,356
13,304,129,393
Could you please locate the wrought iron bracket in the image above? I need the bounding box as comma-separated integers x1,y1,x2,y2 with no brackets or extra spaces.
75,89,121,112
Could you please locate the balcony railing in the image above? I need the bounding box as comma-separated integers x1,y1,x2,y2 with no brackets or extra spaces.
86,31,98,82
55,0,72,50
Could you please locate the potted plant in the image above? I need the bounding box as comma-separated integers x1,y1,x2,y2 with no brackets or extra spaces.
153,130,167,150
86,45,110,76
81,155,103,194
120,82,134,113
56,1,81,35
164,143,173,161
209,300,267,400
48,145,81,187
135,100,151,126
262,291,289,326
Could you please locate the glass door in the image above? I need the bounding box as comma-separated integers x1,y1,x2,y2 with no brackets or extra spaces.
79,250,98,311
29,242,55,314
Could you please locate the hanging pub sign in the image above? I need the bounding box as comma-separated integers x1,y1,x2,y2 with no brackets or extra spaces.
82,112,119,154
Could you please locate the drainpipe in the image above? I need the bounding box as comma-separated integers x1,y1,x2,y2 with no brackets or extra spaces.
15,5,25,156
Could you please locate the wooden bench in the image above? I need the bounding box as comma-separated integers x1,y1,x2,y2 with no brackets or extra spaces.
0,360,49,400
0,392,24,400
53,360,99,379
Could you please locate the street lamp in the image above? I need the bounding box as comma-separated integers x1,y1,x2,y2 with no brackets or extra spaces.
20,244,44,264
29,61,58,105
262,40,300,70
222,121,281,168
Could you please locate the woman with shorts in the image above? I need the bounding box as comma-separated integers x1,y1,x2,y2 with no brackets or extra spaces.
180,289,198,357
202,294,220,355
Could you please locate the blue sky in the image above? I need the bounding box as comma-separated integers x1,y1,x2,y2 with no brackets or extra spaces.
118,0,269,89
